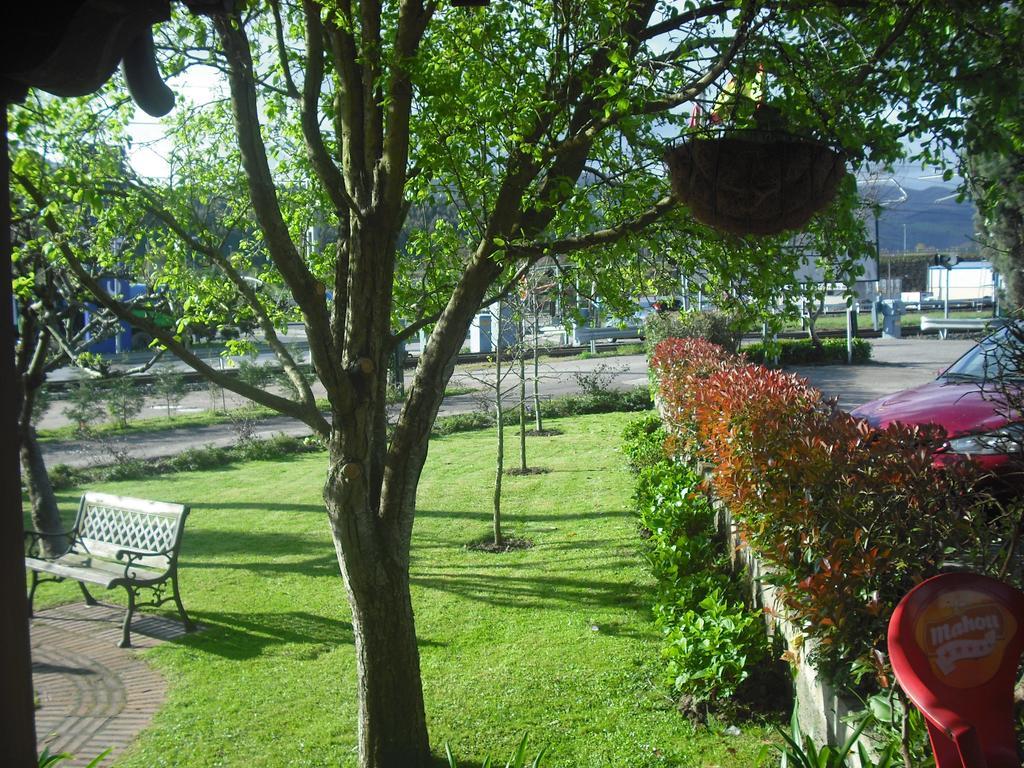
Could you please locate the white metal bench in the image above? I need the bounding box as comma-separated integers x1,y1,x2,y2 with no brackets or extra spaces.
920,315,1007,339
25,492,195,647
573,325,642,344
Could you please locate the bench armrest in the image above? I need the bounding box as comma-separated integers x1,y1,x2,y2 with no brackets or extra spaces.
115,546,173,580
24,529,74,558
115,546,171,560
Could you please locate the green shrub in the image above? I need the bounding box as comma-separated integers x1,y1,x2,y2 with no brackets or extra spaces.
432,411,495,436
621,412,665,473
47,434,321,487
431,390,653,438
661,588,766,708
629,453,767,714
644,310,740,354
164,445,230,473
47,463,81,491
238,433,308,461
743,337,872,365
99,457,149,482
635,460,717,583
540,388,652,418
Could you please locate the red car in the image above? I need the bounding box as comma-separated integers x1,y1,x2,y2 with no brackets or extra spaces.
851,325,1023,485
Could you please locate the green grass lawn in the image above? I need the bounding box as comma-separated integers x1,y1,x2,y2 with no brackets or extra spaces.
30,413,776,767
780,308,993,334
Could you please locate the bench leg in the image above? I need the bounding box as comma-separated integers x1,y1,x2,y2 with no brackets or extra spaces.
27,571,39,616
119,589,136,649
171,576,196,632
78,581,97,606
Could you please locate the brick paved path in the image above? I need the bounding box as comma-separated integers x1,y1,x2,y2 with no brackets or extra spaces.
31,603,190,766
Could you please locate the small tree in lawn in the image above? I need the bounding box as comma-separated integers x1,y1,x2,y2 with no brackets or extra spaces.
152,365,187,418
63,379,105,434
492,303,507,547
518,268,558,435
104,376,145,429
463,301,518,547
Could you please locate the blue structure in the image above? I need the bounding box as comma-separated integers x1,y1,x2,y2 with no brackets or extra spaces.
85,277,148,354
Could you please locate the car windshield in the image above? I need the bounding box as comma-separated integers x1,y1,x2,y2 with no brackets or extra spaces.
943,325,1024,381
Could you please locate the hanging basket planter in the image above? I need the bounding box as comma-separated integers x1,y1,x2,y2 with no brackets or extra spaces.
665,130,847,236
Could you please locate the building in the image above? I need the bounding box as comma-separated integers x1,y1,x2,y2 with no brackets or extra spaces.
926,260,996,302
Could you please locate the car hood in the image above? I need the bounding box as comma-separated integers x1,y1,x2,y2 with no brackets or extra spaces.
850,378,1015,437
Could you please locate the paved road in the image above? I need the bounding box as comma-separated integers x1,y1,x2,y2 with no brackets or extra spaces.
791,336,973,410
40,354,650,468
40,337,974,469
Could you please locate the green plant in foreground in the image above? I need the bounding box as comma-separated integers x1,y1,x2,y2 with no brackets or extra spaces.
445,734,546,768
771,705,896,768
661,588,766,707
621,412,666,473
38,747,111,767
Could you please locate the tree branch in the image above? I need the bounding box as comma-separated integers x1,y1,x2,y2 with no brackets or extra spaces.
14,170,330,437
270,0,301,98
850,0,926,90
639,1,731,41
382,0,436,216
136,190,320,411
214,12,343,405
519,195,678,256
301,0,363,220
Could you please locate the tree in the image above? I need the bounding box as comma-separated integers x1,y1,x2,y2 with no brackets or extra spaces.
63,379,105,433
971,152,1024,311
11,195,162,554
152,364,188,418
11,2,1014,765
103,376,146,428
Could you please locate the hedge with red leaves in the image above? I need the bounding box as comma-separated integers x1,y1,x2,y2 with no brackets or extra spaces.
651,338,1010,687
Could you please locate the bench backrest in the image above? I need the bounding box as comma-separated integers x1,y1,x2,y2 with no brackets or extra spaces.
73,492,189,570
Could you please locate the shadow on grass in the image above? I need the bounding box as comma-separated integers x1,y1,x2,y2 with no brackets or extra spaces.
411,568,648,620
415,507,630,524
189,609,355,659
183,527,322,550
190,609,444,659
184,552,341,577
190,501,326,514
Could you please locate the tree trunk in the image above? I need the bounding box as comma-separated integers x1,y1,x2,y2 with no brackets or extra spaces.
518,317,527,472
808,295,825,345
18,371,64,556
324,437,430,768
533,315,543,432
493,303,504,547
349,563,428,767
20,428,64,556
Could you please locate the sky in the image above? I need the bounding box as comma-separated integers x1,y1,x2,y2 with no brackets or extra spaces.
126,65,223,180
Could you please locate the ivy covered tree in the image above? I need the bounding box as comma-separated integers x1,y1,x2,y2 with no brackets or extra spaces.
11,169,164,555
971,153,1024,310
10,2,1021,765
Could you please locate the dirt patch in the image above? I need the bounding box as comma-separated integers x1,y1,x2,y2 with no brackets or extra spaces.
467,537,534,553
525,428,562,437
505,467,550,476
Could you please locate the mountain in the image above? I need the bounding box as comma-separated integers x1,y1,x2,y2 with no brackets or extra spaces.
865,185,977,253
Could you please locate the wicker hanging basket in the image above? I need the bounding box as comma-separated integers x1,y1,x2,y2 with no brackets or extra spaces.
665,130,847,236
